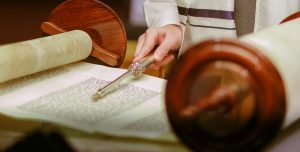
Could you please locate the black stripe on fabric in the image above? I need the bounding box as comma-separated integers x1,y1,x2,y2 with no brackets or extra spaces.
178,6,234,20
180,21,236,30
178,6,188,16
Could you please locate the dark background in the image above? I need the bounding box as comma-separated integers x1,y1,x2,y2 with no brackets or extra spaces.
0,0,147,45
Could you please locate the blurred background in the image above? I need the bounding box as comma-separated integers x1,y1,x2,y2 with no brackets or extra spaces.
0,0,147,43
0,0,162,76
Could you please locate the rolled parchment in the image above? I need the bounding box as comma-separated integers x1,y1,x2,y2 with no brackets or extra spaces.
0,30,92,83
241,18,300,128
165,16,300,151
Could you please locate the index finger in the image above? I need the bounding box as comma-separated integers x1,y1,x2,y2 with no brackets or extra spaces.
134,28,159,61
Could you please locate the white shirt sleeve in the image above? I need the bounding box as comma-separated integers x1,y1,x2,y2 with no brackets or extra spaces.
143,0,180,27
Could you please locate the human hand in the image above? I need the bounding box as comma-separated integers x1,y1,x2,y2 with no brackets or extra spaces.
133,24,182,69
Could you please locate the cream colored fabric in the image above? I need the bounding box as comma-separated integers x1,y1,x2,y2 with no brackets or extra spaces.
143,0,300,55
0,30,92,83
255,0,300,31
177,0,237,55
143,0,180,27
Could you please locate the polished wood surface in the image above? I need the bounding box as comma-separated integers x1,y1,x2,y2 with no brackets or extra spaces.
42,0,127,67
280,12,300,24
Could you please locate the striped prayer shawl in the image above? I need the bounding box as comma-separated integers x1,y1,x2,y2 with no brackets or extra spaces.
142,0,300,56
177,0,237,55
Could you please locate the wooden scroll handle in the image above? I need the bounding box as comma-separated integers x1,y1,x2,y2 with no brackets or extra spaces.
165,38,286,152
179,85,251,119
41,0,127,67
280,11,300,23
165,11,300,152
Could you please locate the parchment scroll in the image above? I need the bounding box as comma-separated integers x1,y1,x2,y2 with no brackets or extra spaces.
0,30,92,83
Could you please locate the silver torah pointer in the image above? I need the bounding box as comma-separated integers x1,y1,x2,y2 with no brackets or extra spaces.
92,55,155,101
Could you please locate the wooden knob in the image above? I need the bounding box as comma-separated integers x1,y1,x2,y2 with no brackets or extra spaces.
41,0,127,67
165,11,300,151
165,39,286,151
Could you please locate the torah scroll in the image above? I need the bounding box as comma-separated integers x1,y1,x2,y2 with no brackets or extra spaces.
165,14,300,151
0,30,92,83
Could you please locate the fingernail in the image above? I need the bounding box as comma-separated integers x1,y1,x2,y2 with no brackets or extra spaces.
133,57,138,62
133,56,140,62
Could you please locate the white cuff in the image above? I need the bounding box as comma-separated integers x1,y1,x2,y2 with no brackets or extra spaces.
143,0,180,27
